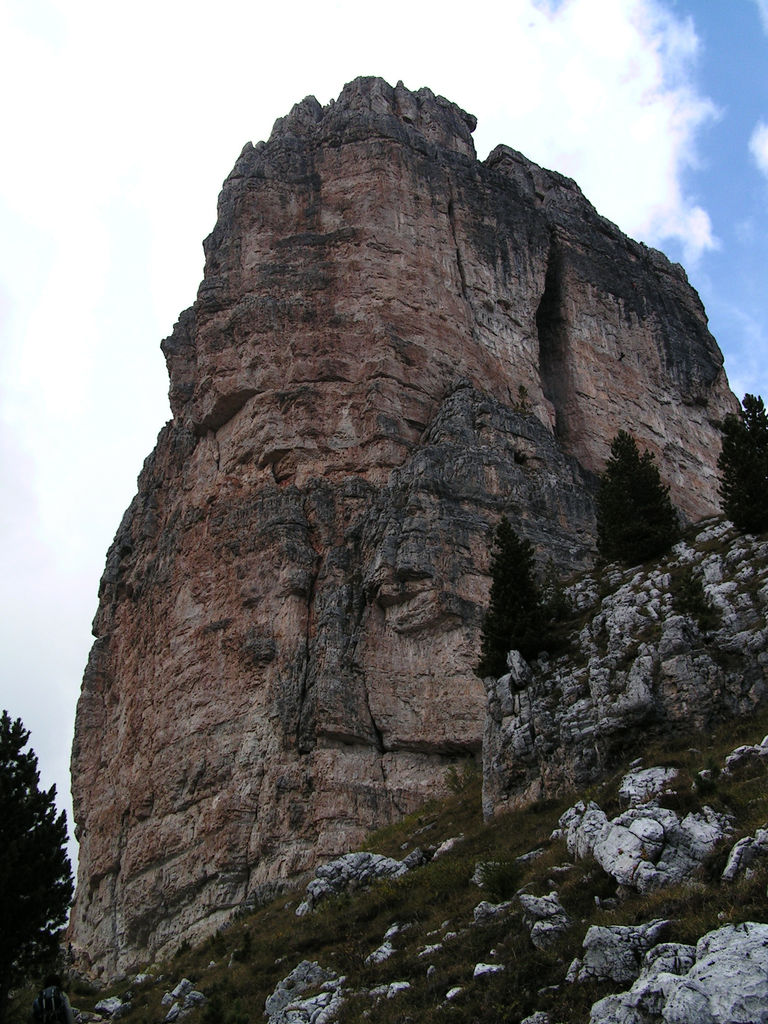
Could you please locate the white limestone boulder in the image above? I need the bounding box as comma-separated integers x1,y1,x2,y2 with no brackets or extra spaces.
264,960,339,1023
473,900,513,925
722,827,768,880
518,891,571,950
560,800,732,893
618,767,679,807
560,801,610,861
590,922,768,1024
575,920,671,985
723,737,768,775
295,852,409,915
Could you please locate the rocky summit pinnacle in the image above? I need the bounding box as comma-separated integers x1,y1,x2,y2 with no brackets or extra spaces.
68,76,736,979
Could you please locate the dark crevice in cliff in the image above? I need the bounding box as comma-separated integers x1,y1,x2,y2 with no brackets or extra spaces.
239,770,266,909
535,236,572,443
198,387,257,435
296,502,321,756
296,601,318,756
447,185,477,337
345,591,384,754
363,674,386,755
448,197,468,299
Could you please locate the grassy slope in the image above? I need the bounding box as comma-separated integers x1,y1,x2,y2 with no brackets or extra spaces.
11,709,768,1024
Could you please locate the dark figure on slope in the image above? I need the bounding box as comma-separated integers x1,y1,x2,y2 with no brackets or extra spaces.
32,976,74,1024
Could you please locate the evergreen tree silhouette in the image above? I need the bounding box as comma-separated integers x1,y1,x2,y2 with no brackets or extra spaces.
0,711,73,1023
597,430,679,565
478,517,545,678
718,394,768,534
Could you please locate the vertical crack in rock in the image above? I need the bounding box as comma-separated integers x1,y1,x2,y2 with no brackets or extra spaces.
362,673,386,755
296,495,321,755
535,234,572,442
342,562,385,754
240,758,265,910
447,184,477,336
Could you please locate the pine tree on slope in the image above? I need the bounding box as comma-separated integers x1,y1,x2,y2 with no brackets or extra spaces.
477,517,545,678
0,711,73,1024
718,393,768,534
597,430,679,566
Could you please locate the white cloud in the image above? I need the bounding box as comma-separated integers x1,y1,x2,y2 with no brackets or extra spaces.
753,0,768,33
714,304,768,403
466,0,719,262
750,121,768,178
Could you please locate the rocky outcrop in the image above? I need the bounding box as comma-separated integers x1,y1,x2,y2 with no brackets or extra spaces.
161,979,206,1022
69,76,735,978
721,825,768,881
590,922,768,1024
569,920,672,986
294,851,415,916
484,520,768,816
65,714,768,1024
264,961,344,1024
560,795,733,893
518,891,571,949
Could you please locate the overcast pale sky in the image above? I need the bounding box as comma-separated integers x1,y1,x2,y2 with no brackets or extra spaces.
1,0,767,869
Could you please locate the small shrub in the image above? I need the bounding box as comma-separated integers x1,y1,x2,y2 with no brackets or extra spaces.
540,560,573,623
514,384,531,414
658,785,703,817
475,860,521,903
69,979,99,998
672,565,720,631
231,930,252,962
558,859,617,918
201,1000,224,1024
693,758,721,798
224,998,251,1024
445,761,480,794
699,836,737,883
693,772,719,797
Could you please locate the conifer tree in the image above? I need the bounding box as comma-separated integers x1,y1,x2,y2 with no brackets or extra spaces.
718,393,768,534
477,517,545,678
597,430,679,565
0,712,73,1023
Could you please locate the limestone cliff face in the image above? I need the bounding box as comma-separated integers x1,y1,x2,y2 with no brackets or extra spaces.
69,77,735,978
